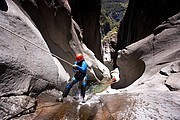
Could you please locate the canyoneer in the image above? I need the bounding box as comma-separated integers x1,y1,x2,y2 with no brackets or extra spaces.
58,53,88,103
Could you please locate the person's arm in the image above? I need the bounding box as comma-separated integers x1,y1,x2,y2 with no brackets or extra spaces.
72,61,78,72
75,61,87,73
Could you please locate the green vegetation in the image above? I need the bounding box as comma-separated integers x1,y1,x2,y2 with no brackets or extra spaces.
102,26,118,41
100,0,129,39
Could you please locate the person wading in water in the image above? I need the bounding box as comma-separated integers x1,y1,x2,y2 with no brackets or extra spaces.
58,53,88,103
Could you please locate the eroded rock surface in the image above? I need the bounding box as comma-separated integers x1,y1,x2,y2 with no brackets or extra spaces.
116,0,180,50
15,90,180,120
0,1,61,119
114,0,180,89
0,0,110,119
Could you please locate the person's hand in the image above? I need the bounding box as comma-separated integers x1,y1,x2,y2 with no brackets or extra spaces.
75,70,79,73
73,64,78,68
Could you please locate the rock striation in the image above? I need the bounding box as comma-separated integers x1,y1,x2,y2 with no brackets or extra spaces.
0,0,60,118
1,0,180,119
18,0,110,79
114,0,180,89
0,0,110,119
109,1,180,118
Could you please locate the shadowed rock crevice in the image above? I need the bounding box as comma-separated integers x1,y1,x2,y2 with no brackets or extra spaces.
112,52,145,89
164,83,179,91
159,71,169,76
116,0,180,51
0,0,8,11
154,12,180,35
0,63,7,76
68,0,102,61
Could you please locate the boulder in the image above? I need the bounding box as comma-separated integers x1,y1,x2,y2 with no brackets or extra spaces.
0,0,67,118
0,0,61,97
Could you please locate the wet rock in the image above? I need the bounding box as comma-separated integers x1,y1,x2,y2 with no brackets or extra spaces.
13,89,180,120
0,0,110,119
0,95,36,120
15,91,99,120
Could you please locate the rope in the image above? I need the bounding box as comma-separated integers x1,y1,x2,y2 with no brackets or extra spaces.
5,104,36,120
0,24,111,84
97,77,113,85
0,24,74,66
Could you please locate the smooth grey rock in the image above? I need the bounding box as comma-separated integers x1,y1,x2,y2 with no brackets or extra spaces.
0,0,60,119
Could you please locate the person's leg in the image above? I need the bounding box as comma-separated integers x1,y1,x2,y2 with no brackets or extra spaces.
62,76,78,98
73,82,81,100
80,75,88,100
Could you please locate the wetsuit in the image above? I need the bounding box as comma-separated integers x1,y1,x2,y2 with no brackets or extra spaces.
62,60,88,99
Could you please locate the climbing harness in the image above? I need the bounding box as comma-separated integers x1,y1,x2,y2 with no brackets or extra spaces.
0,24,112,84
